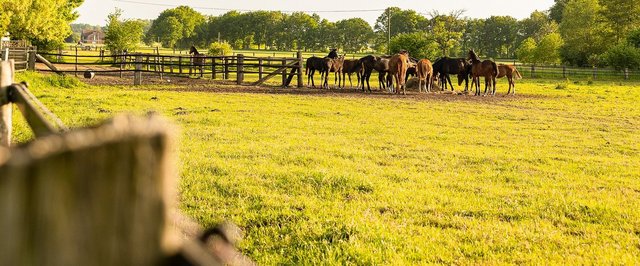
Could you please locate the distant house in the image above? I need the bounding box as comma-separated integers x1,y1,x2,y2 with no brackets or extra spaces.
81,29,105,44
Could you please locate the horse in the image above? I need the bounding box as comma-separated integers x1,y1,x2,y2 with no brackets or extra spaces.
432,57,471,91
327,48,338,59
329,55,345,88
405,57,419,82
189,46,206,77
416,59,433,93
358,55,377,92
306,56,330,88
497,64,522,95
389,51,409,95
341,59,362,89
467,50,498,96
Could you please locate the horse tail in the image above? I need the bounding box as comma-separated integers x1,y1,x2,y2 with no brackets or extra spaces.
514,69,522,80
491,61,498,77
305,62,310,76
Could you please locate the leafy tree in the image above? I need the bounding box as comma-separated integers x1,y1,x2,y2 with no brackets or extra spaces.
481,16,519,58
549,0,569,23
0,0,84,50
460,18,484,55
208,41,233,56
104,8,144,53
389,32,439,60
516,37,538,64
627,29,640,48
335,18,374,53
600,0,640,42
603,43,640,70
146,6,204,49
559,0,611,66
429,13,465,56
534,33,563,64
373,7,428,54
519,10,558,43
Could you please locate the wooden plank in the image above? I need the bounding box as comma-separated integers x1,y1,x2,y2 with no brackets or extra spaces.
0,60,14,146
0,115,179,266
35,54,63,75
251,60,298,86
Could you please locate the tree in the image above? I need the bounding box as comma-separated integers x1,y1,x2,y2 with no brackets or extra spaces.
146,6,205,49
549,0,569,23
208,41,233,56
519,11,558,43
534,33,563,64
627,29,640,48
428,12,465,56
559,0,611,66
600,0,640,42
373,7,428,54
0,0,84,50
516,38,537,64
604,43,640,70
389,32,439,60
335,18,374,53
481,16,519,58
104,9,144,53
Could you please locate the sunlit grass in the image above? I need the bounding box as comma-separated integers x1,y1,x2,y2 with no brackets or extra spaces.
12,72,640,264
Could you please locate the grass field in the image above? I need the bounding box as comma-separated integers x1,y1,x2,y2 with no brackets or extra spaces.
11,72,640,264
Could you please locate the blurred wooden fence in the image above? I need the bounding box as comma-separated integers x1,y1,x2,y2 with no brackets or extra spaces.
0,60,252,265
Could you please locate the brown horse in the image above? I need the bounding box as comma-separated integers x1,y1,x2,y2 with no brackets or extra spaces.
329,55,345,88
388,51,409,95
497,64,522,95
467,50,498,96
341,59,362,88
416,59,433,93
189,46,205,77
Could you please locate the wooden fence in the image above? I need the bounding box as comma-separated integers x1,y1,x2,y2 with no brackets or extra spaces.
0,60,252,265
37,50,305,87
0,45,36,72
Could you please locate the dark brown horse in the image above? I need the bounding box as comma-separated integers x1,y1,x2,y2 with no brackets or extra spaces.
341,59,362,88
432,57,471,91
189,46,205,77
497,64,522,95
306,56,330,88
467,50,498,96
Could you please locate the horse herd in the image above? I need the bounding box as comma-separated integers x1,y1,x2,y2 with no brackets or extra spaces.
305,49,523,96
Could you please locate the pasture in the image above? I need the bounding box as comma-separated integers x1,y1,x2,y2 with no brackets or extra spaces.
12,72,640,264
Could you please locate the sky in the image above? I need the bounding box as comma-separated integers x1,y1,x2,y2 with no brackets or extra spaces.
75,0,556,26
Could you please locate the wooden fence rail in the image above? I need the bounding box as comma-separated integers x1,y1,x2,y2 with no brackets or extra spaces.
0,60,253,265
36,51,305,87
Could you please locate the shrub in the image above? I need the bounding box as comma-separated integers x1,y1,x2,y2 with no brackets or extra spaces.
604,43,640,70
208,41,233,56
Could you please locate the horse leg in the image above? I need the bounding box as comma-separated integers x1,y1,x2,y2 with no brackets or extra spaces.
446,75,455,91
493,76,497,96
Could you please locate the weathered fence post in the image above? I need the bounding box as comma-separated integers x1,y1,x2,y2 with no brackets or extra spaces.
281,59,287,87
119,53,124,79
58,48,62,62
0,60,14,146
179,56,183,74
593,66,597,79
169,57,173,73
562,66,567,79
224,57,230,79
134,55,142,86
297,51,303,88
258,58,263,80
75,46,78,77
531,65,536,78
2,48,8,61
27,47,36,71
237,54,244,85
624,68,629,80
211,57,217,79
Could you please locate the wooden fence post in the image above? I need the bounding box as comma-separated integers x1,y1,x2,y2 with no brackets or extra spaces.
237,54,244,85
2,48,7,61
179,56,183,74
531,65,535,78
134,55,142,86
562,66,566,79
224,57,230,79
0,60,14,146
624,68,629,80
28,47,36,71
211,58,217,79
75,46,78,77
120,54,124,79
281,59,287,87
258,58,263,80
297,51,303,88
593,66,597,79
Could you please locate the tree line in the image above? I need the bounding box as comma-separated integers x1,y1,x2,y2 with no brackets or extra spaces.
1,0,639,69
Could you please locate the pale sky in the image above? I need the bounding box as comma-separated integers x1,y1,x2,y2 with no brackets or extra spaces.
75,0,555,26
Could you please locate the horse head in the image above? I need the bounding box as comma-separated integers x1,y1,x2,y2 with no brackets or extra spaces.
327,49,338,59
189,46,199,55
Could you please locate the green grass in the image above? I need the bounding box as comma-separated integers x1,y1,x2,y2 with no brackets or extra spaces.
11,72,640,264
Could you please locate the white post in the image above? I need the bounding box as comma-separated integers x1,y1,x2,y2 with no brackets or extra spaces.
0,60,14,146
